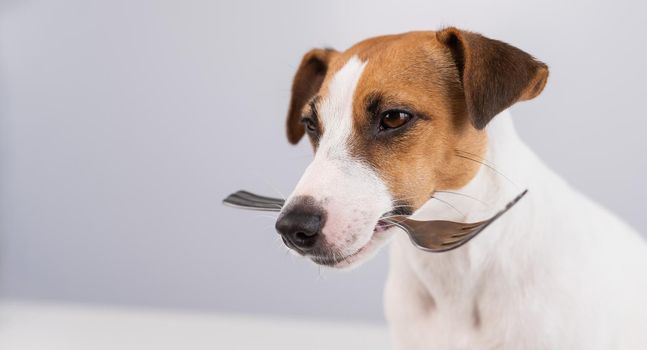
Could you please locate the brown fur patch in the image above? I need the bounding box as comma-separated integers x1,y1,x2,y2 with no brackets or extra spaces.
345,32,488,208
436,27,549,129
286,48,338,144
285,29,548,210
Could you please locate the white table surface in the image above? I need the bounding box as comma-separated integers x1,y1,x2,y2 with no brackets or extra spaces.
0,300,390,350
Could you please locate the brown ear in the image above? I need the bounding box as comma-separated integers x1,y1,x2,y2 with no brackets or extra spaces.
286,48,338,144
436,28,549,129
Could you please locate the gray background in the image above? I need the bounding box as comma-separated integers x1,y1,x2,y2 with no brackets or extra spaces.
0,0,645,323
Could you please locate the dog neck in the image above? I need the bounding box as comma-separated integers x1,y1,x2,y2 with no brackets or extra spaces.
389,110,555,305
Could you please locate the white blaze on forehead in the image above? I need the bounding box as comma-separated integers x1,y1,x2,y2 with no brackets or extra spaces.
285,55,392,255
318,55,367,158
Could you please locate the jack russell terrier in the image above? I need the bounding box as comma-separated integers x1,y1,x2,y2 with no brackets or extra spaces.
274,28,647,349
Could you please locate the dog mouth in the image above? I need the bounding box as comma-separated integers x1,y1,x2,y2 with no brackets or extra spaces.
373,206,413,232
310,246,367,266
309,210,409,267
374,218,393,233
310,234,380,267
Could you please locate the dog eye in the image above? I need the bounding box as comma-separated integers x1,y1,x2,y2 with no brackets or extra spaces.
380,110,413,130
301,117,317,133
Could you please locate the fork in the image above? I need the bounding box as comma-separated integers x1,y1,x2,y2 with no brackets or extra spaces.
222,189,527,253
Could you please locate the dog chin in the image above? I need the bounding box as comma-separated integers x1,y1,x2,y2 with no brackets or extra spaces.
308,227,395,269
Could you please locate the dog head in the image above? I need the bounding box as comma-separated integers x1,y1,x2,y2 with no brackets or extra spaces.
275,28,548,268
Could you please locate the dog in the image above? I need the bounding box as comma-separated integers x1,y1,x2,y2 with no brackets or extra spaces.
274,28,647,349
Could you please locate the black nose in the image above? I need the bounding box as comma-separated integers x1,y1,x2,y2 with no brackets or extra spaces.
275,197,324,252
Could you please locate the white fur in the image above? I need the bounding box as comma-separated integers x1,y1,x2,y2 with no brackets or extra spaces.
384,112,647,349
284,55,647,348
285,56,393,260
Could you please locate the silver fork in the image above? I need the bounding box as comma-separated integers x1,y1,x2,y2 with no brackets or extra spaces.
222,189,527,253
